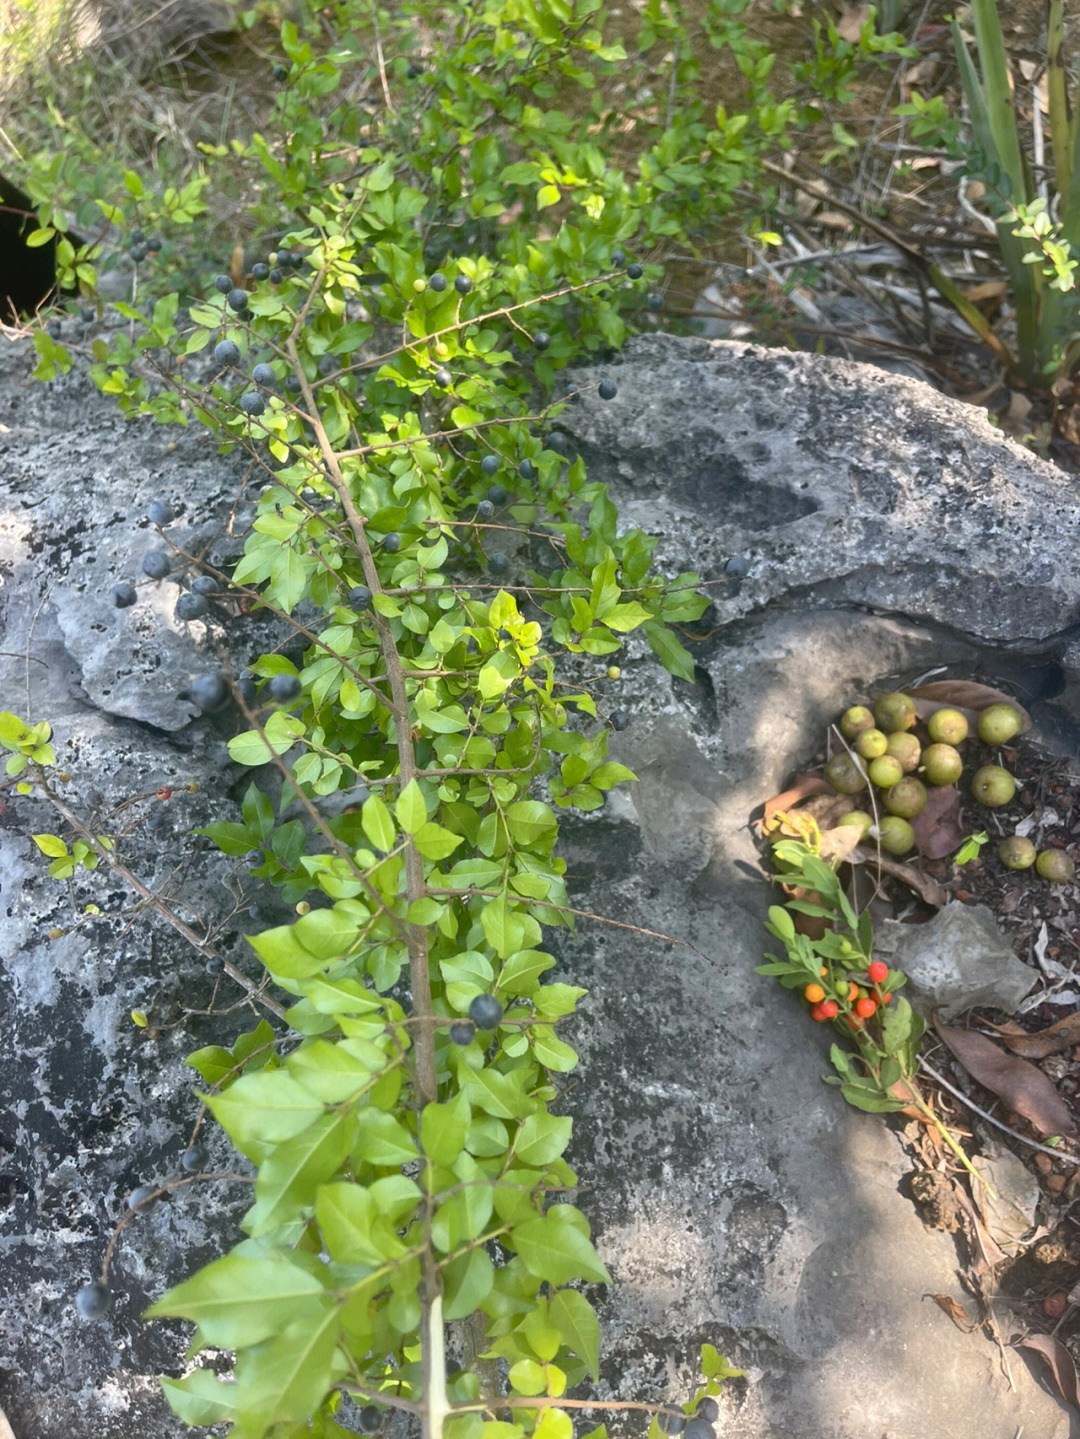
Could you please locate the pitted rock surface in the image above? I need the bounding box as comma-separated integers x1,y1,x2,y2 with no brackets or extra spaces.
3,327,1078,1438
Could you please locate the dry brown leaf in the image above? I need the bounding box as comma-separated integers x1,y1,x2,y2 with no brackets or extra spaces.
794,793,854,831
910,783,964,860
927,1294,976,1330
1017,1333,1080,1410
760,773,832,825
906,681,1032,734
853,845,948,906
835,2,870,40
936,1023,1078,1138
995,1012,1080,1060
963,279,1008,305
818,823,866,866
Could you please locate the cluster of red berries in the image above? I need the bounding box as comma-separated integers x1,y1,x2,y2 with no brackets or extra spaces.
804,959,892,1027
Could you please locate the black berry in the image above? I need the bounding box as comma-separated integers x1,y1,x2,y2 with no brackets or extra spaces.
239,392,266,416
488,553,509,576
214,339,240,366
349,585,373,610
449,1020,476,1045
191,674,228,712
519,459,536,480
285,374,302,392
272,63,289,80
627,263,643,279
251,362,276,386
147,236,163,252
598,379,617,400
487,484,509,505
270,673,302,702
318,353,336,375
237,674,257,704
358,1405,382,1433
476,500,494,519
181,1143,209,1172
227,288,249,313
382,533,401,552
75,1282,112,1321
192,574,217,595
213,274,232,293
434,367,452,387
147,499,173,525
611,249,626,267
647,293,664,310
176,592,209,621
141,551,171,580
481,454,499,476
610,709,629,730
658,1415,686,1436
533,330,551,349
682,1420,714,1439
454,275,472,294
695,1399,719,1423
111,582,137,608
245,849,264,868
129,243,148,262
468,993,504,1029
251,262,270,281
429,273,447,291
269,267,284,284
128,1185,157,1209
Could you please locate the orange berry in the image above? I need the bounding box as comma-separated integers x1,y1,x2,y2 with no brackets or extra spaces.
811,1001,828,1021
819,1000,839,1020
867,960,889,984
848,981,860,1000
879,990,892,1004
855,996,877,1019
820,964,827,977
804,983,826,1004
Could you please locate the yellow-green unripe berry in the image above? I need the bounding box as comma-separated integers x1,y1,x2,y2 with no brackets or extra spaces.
926,708,969,745
998,836,1036,870
873,692,917,732
885,731,921,773
921,743,963,786
977,703,1024,746
837,809,872,838
607,665,621,680
883,777,927,818
839,705,875,739
970,764,1016,807
854,728,888,760
824,752,867,795
1036,849,1075,882
868,754,904,789
877,816,915,855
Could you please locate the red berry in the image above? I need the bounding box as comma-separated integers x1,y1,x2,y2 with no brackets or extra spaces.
819,1000,839,1020
811,1001,828,1022
867,961,889,984
855,996,877,1019
879,990,892,1004
846,1014,864,1030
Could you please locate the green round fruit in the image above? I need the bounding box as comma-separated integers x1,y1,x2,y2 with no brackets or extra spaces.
1036,849,1075,882
877,816,915,855
854,728,888,760
839,705,875,740
977,703,1024,746
885,731,921,774
883,777,927,818
970,764,1016,807
824,752,868,795
837,810,873,838
998,836,1036,870
873,692,917,733
926,708,969,746
868,754,904,789
921,743,963,786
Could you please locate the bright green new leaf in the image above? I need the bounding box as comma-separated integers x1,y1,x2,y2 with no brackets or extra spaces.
32,833,68,858
512,1207,610,1285
206,1071,326,1160
395,778,428,834
362,794,396,852
145,1255,330,1348
515,1112,572,1166
550,1289,601,1378
354,1107,418,1166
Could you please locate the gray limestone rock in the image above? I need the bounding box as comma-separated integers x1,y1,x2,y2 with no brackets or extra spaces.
872,902,1037,1020
3,327,1078,1439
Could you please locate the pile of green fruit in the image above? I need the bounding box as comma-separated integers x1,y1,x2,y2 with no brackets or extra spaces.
823,690,1075,881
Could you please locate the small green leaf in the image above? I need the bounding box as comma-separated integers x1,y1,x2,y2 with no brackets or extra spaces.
361,794,396,853
32,833,68,858
512,1207,610,1285
550,1289,601,1378
396,778,428,834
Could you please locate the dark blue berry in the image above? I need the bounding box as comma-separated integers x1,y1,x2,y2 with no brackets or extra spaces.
251,262,270,281
434,367,452,386
318,353,336,375
611,250,626,267
245,849,264,868
192,574,217,595
627,263,643,279
129,243,148,262
147,236,163,252
269,267,283,284
251,363,276,386
358,1405,382,1433
75,1282,112,1320
682,1420,714,1439
130,229,145,244
128,1185,157,1210
488,553,509,576
272,63,289,80
181,1143,209,1172
269,673,302,702
191,674,228,712
237,675,257,704
468,993,503,1029
141,551,170,580
481,455,499,476
213,339,240,366
476,500,494,519
429,273,447,291
147,499,173,525
449,1020,476,1046
658,1416,686,1435
487,484,509,505
285,374,302,391
519,459,536,480
111,582,136,608
454,275,472,294
695,1400,719,1423
206,955,224,975
610,709,629,731
598,379,617,400
647,293,663,310
176,592,209,621
239,391,266,416
214,274,232,293
724,554,751,577
533,330,551,350
349,585,373,610
382,533,401,552
227,288,249,313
